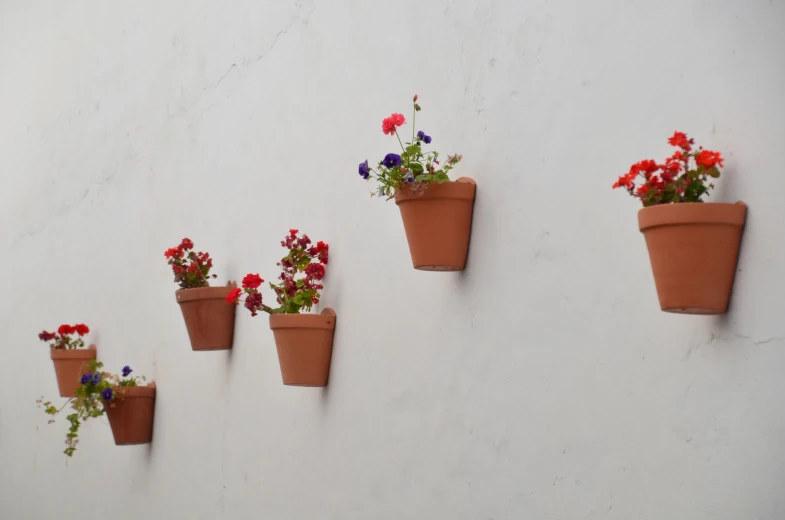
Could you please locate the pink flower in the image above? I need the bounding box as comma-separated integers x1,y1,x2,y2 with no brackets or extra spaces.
382,113,406,135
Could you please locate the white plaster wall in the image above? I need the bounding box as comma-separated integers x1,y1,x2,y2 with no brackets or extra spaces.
1,1,784,518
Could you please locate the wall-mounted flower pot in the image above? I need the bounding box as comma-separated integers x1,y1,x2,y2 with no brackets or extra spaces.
50,345,97,398
176,284,237,351
269,308,336,387
103,383,156,445
639,201,747,314
394,177,476,271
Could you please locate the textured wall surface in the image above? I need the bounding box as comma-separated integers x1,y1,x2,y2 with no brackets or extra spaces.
2,1,785,518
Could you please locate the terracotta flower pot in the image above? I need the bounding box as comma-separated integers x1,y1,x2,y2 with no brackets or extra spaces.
176,285,237,351
50,345,97,398
394,177,476,271
638,201,747,314
269,308,337,387
103,383,156,446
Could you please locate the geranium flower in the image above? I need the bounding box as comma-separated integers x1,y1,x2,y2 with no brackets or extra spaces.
74,324,89,336
382,113,406,135
58,324,75,336
242,273,264,289
226,288,242,304
696,150,723,169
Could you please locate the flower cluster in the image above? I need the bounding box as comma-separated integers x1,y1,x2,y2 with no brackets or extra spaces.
613,131,724,206
38,323,90,350
358,95,463,199
39,361,145,456
165,238,218,290
227,229,329,315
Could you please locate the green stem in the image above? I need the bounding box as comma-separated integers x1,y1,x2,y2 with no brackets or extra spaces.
395,130,405,152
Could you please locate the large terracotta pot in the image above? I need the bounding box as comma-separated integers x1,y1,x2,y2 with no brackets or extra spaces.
103,383,156,445
50,345,97,398
394,177,476,271
176,284,237,351
638,201,747,314
269,308,337,387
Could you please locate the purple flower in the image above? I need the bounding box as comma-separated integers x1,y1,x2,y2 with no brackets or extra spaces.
101,388,113,401
90,373,102,386
80,374,91,385
417,131,432,144
122,366,132,377
383,153,402,168
358,160,370,179
403,171,414,184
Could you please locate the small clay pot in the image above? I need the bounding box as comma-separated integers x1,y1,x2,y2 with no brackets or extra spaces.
394,177,476,271
176,284,237,351
103,383,156,446
50,345,97,398
269,308,337,387
638,201,747,314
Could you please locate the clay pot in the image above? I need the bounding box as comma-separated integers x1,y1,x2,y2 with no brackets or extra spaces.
638,201,747,314
394,177,476,271
50,345,97,398
103,383,156,446
269,308,337,387
176,284,237,351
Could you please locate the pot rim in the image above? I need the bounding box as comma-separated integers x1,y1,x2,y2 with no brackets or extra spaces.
110,382,157,400
638,200,747,232
394,177,476,205
50,344,97,360
176,283,237,303
269,308,337,330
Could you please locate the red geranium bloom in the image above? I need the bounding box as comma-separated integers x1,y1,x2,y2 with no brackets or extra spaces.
74,324,90,336
305,262,326,280
179,238,194,250
668,131,694,151
226,288,242,304
38,330,57,342
164,247,180,259
242,273,264,289
696,150,724,169
289,229,298,235
58,324,75,336
382,113,406,135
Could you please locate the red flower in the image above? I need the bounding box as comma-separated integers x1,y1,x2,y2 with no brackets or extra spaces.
242,273,264,289
179,238,194,250
696,149,724,169
289,229,299,236
668,131,694,152
187,262,199,273
164,247,181,259
38,330,57,342
226,288,242,304
305,262,326,280
74,324,90,336
382,113,406,135
58,324,75,336
413,94,418,102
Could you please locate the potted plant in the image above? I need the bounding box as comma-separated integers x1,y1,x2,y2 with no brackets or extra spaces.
38,362,155,456
227,229,335,386
612,131,747,314
166,238,237,351
39,324,96,398
357,95,476,271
